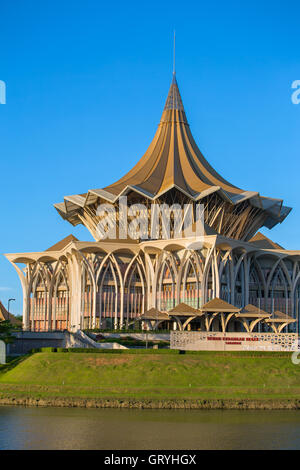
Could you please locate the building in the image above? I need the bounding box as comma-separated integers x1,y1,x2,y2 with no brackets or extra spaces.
5,74,300,334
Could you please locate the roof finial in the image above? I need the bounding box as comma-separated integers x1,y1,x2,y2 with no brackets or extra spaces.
173,30,176,77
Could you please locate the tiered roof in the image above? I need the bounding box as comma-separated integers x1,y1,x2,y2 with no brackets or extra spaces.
52,74,291,239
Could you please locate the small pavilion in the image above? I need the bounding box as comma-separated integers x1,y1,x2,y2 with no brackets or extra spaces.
200,298,241,333
235,304,271,333
138,308,170,331
168,303,203,331
264,311,297,333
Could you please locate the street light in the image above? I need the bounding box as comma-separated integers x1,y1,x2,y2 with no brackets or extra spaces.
7,298,16,322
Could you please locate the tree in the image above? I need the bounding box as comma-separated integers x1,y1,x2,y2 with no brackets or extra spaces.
0,320,15,344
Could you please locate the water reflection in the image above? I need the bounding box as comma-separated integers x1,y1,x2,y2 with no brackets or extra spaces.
0,407,300,450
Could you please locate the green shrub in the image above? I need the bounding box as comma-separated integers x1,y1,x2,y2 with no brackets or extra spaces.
29,347,292,358
62,348,176,354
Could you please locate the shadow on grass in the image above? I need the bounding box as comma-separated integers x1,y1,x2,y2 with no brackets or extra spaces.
0,354,32,375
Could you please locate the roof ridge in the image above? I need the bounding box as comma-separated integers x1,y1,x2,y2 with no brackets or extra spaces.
45,234,79,252
249,232,284,250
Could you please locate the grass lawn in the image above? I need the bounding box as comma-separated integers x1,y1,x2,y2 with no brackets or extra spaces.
0,351,300,402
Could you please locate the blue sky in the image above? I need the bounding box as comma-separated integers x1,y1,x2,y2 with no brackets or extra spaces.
0,0,299,315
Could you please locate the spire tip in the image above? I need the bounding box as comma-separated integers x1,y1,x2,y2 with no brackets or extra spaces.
173,30,176,76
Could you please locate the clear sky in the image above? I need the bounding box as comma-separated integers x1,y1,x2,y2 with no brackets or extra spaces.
0,0,299,316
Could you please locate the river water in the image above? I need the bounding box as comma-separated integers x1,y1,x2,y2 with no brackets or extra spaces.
0,407,300,450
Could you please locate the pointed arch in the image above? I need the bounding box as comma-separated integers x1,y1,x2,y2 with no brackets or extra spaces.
29,262,50,331
96,256,121,329
124,257,146,327
179,252,202,309
156,253,178,311
50,262,70,331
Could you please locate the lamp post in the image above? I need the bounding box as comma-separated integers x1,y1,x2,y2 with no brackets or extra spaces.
7,298,16,322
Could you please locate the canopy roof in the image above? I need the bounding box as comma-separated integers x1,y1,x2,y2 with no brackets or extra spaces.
237,303,271,318
54,73,291,238
168,302,203,317
201,298,240,313
265,311,296,323
138,308,170,321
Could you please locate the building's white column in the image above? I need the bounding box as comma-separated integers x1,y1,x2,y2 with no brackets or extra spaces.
68,253,82,332
119,284,124,329
229,253,235,305
214,249,220,298
8,261,30,330
244,256,250,306
144,252,156,309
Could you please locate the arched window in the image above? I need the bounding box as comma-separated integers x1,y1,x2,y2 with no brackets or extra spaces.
96,259,120,329
180,255,201,309
29,266,48,331
81,261,94,330
52,268,70,331
157,256,178,311
124,261,145,327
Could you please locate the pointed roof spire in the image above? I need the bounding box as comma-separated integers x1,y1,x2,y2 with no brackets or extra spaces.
173,29,176,76
163,74,185,112
161,30,185,115
162,31,185,114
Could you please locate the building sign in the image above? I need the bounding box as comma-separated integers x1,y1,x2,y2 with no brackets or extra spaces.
171,331,298,352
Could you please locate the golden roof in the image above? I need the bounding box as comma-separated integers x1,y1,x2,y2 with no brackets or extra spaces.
168,302,203,317
103,75,243,199
265,311,296,323
249,232,284,250
237,303,270,318
46,234,79,252
201,297,240,313
55,74,292,237
138,308,169,321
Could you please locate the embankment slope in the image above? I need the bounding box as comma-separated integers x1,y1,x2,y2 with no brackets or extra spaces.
0,352,300,409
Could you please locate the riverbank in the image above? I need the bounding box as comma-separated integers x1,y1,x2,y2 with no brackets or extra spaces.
1,351,300,409
1,396,300,410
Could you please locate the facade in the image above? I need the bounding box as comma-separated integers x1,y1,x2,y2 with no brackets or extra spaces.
5,74,300,333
